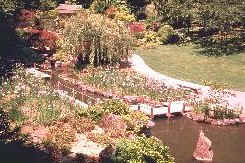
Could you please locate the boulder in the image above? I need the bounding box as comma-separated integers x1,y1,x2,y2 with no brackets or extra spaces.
193,130,214,162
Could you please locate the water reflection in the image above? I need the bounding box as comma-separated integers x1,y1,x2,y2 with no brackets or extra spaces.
151,116,245,163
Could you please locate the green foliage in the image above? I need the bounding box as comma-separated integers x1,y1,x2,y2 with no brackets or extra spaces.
91,0,109,13
157,25,174,43
0,66,84,127
112,136,174,163
76,99,129,121
197,102,239,120
55,12,132,65
98,99,130,115
35,95,62,126
39,0,58,11
191,81,239,120
36,9,61,31
0,0,19,15
122,111,149,133
151,0,244,55
8,107,25,125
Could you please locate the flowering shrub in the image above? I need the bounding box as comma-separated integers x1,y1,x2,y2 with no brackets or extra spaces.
114,6,136,23
76,99,129,122
97,99,130,115
112,136,174,163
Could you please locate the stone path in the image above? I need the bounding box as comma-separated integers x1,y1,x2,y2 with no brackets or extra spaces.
129,54,245,109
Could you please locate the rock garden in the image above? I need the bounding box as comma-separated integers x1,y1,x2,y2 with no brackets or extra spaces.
1,0,244,162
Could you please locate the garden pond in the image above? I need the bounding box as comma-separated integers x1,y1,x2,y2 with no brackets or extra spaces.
152,116,245,163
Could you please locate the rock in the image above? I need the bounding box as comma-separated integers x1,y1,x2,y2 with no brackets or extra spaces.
193,130,214,162
70,134,105,158
217,120,223,126
91,126,104,135
26,68,51,79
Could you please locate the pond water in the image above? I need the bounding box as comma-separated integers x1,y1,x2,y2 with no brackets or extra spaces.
151,116,245,163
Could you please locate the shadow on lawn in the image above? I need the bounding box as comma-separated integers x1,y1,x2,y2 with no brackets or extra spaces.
187,28,245,56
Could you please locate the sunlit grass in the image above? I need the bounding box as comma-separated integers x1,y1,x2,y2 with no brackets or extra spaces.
137,45,245,91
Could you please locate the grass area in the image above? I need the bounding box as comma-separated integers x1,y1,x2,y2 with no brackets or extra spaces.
137,45,245,91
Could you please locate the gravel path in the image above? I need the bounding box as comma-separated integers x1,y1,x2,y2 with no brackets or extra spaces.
129,54,245,109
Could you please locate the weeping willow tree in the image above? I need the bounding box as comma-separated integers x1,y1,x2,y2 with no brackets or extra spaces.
55,12,133,67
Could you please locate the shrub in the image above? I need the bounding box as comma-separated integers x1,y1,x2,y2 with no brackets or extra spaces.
39,0,57,11
114,5,136,23
122,111,150,133
76,99,129,121
77,105,105,121
157,25,174,43
98,99,130,116
112,136,174,163
27,29,58,52
36,9,62,32
47,120,76,150
90,0,109,13
128,22,144,34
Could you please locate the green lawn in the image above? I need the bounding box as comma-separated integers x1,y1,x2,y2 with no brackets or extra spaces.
137,45,245,91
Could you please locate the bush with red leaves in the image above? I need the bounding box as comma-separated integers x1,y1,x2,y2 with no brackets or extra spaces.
27,29,58,52
17,9,35,21
99,114,127,138
128,22,144,33
16,9,36,27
